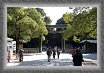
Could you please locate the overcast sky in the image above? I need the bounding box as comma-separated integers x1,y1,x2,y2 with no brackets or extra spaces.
37,7,74,25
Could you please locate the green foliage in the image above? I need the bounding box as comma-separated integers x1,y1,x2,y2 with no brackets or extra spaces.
56,17,66,24
44,16,52,25
63,25,73,40
73,36,80,42
16,16,38,42
73,7,90,14
7,7,48,42
62,13,75,24
36,8,52,25
63,7,97,41
36,8,46,17
7,14,12,21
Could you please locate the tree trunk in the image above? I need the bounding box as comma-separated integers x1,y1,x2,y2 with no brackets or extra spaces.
16,28,20,54
39,35,42,53
16,41,19,54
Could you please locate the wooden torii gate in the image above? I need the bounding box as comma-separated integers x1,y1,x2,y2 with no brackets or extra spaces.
39,24,67,53
46,24,67,52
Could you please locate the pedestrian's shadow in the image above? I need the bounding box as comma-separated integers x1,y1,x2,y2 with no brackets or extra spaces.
15,59,73,66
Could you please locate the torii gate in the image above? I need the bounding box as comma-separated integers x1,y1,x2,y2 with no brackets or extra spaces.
39,24,67,53
46,24,67,52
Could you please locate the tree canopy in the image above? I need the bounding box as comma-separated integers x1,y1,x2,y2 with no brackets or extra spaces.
63,7,97,41
7,7,51,53
44,16,52,25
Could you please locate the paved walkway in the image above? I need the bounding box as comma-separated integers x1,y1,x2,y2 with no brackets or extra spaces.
7,52,97,66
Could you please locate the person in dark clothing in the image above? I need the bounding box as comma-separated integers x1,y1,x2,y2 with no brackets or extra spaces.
71,47,77,57
46,48,52,62
53,48,56,59
73,49,84,66
18,49,24,62
57,48,60,59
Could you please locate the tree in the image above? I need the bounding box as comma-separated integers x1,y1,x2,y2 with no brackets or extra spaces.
62,7,97,48
7,7,37,53
44,16,52,25
36,8,46,17
63,7,97,40
25,8,52,52
62,12,75,24
7,7,48,53
36,8,52,25
24,8,48,37
73,7,97,39
36,8,52,33
73,7,90,14
56,18,66,31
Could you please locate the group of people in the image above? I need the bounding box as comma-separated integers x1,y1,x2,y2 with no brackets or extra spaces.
72,47,84,66
46,46,84,66
7,47,84,66
7,48,24,62
46,46,60,62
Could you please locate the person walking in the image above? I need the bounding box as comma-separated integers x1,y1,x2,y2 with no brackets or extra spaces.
71,47,77,57
73,49,84,66
46,48,52,62
53,48,56,59
18,49,24,62
7,51,11,62
57,48,60,59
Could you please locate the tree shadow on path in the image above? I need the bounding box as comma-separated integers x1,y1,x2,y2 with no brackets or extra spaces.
15,59,73,66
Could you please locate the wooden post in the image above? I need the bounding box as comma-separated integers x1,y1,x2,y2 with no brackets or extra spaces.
61,29,65,53
63,39,65,52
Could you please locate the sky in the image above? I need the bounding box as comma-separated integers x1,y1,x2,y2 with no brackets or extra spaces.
37,7,74,25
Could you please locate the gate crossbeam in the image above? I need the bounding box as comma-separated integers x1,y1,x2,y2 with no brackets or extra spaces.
46,24,67,28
